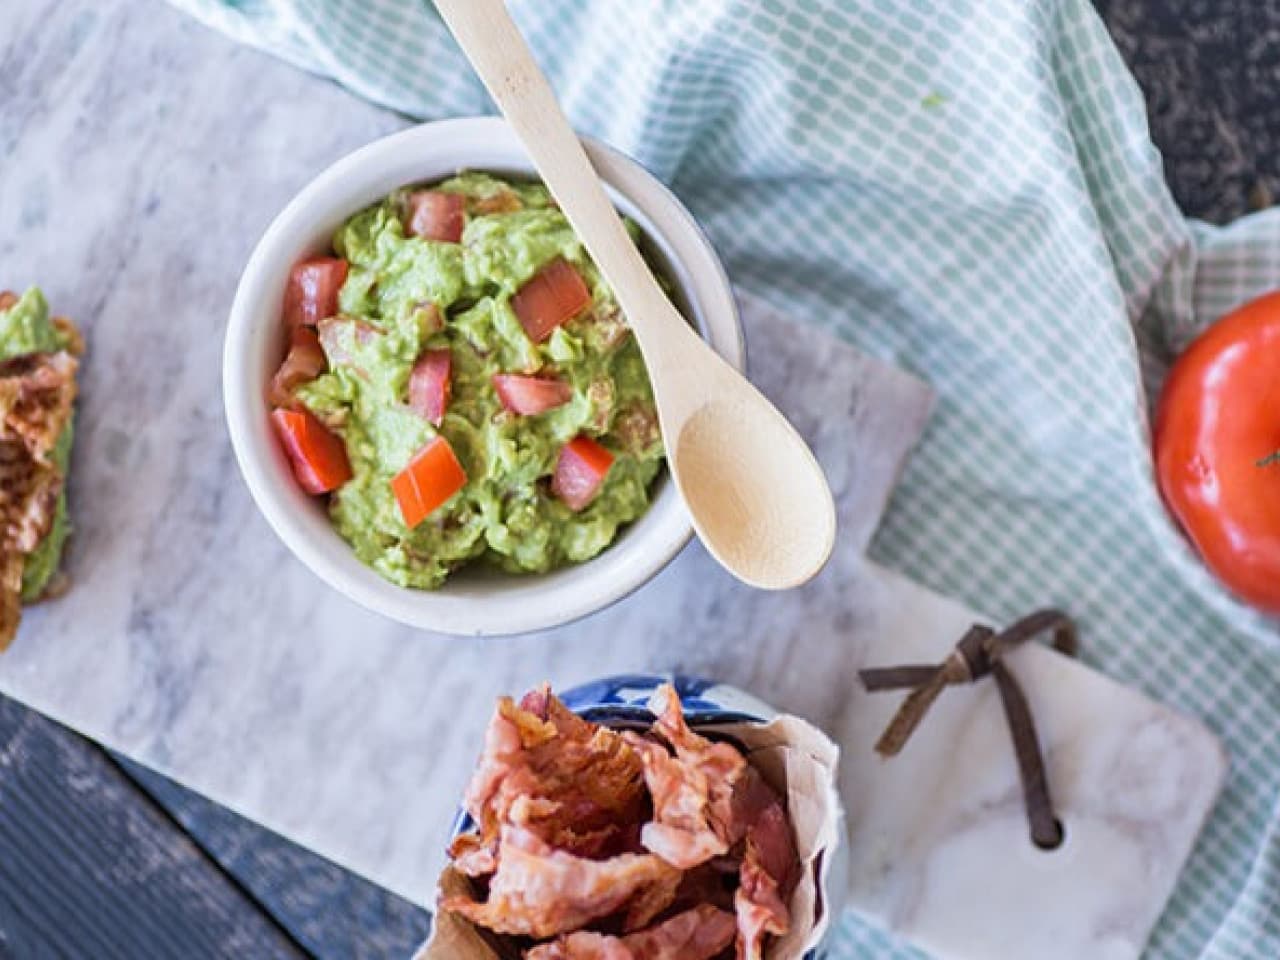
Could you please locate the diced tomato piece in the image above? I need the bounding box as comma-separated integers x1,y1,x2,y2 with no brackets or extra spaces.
492,373,572,415
552,436,614,511
409,348,452,425
406,190,466,243
511,259,592,343
269,326,326,407
284,257,348,328
270,407,352,495
391,436,468,529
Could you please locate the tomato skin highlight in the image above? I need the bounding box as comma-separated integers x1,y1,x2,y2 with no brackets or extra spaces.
511,259,592,343
1154,290,1280,613
552,436,614,511
284,257,348,328
492,374,572,415
271,407,352,495
391,436,468,529
406,191,466,243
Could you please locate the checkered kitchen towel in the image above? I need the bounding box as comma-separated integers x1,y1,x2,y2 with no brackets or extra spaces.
168,0,1280,955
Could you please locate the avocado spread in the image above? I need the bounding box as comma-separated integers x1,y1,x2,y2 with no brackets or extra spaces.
289,173,664,588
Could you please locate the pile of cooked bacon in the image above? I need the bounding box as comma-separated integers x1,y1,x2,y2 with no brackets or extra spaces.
444,684,800,960
0,291,82,650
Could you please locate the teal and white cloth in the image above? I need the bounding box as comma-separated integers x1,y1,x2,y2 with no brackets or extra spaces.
170,0,1280,955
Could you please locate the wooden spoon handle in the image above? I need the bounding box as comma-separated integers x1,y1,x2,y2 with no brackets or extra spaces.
434,0,687,352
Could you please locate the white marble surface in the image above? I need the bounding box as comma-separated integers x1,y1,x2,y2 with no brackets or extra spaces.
0,2,1225,958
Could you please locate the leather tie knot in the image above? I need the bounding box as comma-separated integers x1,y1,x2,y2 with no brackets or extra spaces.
859,609,1078,849
953,627,993,680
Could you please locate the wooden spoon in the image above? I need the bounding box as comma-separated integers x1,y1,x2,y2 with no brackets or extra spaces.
435,0,836,589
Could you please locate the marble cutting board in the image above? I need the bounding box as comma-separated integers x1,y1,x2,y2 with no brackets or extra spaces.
0,5,1227,956
836,564,1227,960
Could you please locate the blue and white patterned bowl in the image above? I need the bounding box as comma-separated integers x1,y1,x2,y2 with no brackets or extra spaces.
449,674,845,959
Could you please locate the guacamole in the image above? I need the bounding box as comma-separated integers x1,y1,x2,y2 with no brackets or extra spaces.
0,287,79,603
282,173,664,589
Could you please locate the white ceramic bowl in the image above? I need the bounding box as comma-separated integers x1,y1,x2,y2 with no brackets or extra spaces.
224,117,743,636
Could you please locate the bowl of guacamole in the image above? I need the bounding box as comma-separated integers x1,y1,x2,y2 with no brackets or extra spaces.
225,118,743,635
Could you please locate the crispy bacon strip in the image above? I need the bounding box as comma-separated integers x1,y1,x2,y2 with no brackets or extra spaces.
634,685,800,956
0,442,62,556
441,826,680,939
620,854,683,932
526,934,631,960
524,904,737,960
733,789,799,959
625,732,728,869
735,837,790,960
650,685,749,819
0,351,79,464
626,683,755,869
446,831,498,877
519,684,595,740
453,696,554,876
464,695,557,817
459,691,647,874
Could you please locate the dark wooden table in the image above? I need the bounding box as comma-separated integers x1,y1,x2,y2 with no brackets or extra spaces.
1,2,1274,957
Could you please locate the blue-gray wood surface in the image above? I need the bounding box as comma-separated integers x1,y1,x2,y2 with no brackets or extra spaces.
0,695,430,960
0,0,1271,958
0,694,304,960
118,760,431,960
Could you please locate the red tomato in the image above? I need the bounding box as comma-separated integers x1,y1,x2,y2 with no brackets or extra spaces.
406,190,466,243
1154,290,1280,613
271,407,352,495
492,373,572,415
511,259,592,343
391,436,467,529
409,348,452,425
552,436,614,511
284,257,348,328
269,326,326,407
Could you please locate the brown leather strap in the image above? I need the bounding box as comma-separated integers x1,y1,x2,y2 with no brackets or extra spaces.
859,609,1078,849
